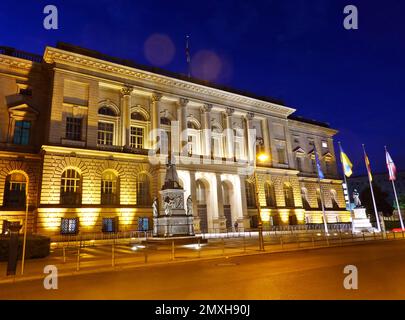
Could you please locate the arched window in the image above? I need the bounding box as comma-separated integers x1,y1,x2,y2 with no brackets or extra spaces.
98,106,117,116
330,189,339,209
60,169,82,205
3,172,26,208
137,173,151,206
245,180,256,209
160,117,171,126
131,112,146,121
101,171,119,205
283,183,295,208
301,187,310,210
187,121,199,130
98,106,117,146
264,182,276,207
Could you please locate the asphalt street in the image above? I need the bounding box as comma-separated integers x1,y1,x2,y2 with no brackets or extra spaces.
1,240,404,299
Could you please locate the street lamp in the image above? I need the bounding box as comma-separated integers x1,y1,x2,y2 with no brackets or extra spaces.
253,152,269,251
21,179,29,275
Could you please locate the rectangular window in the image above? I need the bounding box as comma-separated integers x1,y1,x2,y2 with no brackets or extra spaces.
102,217,118,233
322,141,328,148
66,117,82,141
138,217,149,231
61,218,78,235
277,147,286,164
296,157,303,171
98,122,114,145
13,121,31,145
130,126,144,149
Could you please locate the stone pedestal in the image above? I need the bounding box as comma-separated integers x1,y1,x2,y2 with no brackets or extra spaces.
352,207,373,232
152,161,195,238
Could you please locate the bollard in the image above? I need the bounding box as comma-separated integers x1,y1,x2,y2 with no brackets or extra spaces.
373,231,376,240
363,233,366,241
280,235,284,250
112,239,115,267
222,237,225,255
198,239,201,258
63,246,66,263
76,246,80,271
394,231,396,240
144,244,148,264
171,240,175,260
243,234,246,253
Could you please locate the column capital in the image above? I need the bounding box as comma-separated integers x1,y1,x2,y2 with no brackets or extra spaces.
246,112,255,121
121,85,133,96
225,107,235,116
151,92,163,102
178,97,189,107
200,103,213,113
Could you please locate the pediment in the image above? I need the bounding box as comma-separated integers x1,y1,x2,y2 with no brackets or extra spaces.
8,103,39,116
293,147,306,154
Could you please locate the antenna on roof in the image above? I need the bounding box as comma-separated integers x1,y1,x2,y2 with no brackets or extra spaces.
185,35,191,78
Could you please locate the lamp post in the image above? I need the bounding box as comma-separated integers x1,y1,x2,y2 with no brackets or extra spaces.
21,180,29,275
253,152,269,251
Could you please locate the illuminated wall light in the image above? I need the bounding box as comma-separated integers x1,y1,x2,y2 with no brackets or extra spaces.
260,209,271,222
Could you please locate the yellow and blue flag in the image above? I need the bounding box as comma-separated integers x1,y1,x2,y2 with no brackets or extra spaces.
339,145,353,178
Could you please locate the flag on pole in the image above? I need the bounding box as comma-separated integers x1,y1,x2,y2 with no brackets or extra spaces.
364,149,373,182
314,147,325,180
339,145,353,178
385,148,397,181
185,35,191,63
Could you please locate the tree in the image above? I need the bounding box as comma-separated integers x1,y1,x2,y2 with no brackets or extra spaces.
360,185,393,218
398,194,405,210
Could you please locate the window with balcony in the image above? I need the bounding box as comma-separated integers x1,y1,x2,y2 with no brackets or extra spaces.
13,121,31,145
98,122,114,145
60,169,82,205
130,126,144,149
66,117,82,141
245,180,257,209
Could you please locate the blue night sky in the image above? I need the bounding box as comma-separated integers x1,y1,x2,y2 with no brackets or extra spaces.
1,0,405,175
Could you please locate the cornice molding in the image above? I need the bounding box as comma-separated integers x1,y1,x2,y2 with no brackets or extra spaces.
44,47,296,118
0,54,34,72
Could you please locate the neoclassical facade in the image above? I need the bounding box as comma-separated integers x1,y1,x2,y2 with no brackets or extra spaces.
0,44,350,236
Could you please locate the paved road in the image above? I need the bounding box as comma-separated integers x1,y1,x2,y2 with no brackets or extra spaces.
1,240,404,300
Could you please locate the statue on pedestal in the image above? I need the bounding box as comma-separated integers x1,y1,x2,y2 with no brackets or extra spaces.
353,189,362,208
186,195,193,216
152,197,159,217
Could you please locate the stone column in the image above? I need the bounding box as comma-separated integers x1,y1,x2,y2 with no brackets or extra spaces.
200,104,212,158
245,112,255,164
239,176,251,229
262,118,271,160
150,93,162,149
121,86,133,147
224,107,235,160
189,171,200,232
177,98,189,155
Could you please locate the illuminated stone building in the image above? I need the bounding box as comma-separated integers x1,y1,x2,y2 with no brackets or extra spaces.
0,44,350,236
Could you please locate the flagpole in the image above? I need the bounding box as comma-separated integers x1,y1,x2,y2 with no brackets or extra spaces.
392,179,404,230
318,177,329,234
315,146,328,233
186,35,191,78
385,146,404,230
362,144,381,232
338,142,353,230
